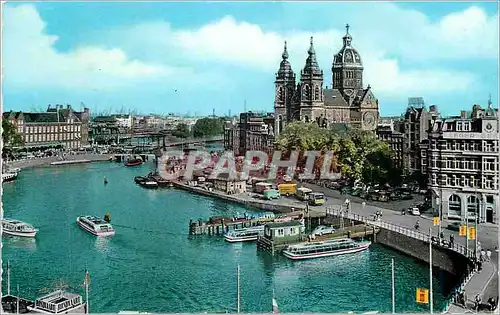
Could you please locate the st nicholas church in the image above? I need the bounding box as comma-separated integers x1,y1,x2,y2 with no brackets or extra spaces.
273,25,380,135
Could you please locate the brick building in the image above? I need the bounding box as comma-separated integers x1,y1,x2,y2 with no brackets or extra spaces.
273,25,380,135
3,104,90,149
376,119,407,172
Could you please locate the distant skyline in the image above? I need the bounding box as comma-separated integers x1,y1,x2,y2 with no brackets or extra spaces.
2,2,499,117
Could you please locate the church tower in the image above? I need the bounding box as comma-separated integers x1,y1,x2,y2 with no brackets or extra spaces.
298,37,324,123
274,41,296,135
332,24,364,106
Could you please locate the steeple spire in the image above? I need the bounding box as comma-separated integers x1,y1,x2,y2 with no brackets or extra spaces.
302,36,321,76
282,41,289,60
308,36,315,55
343,23,352,47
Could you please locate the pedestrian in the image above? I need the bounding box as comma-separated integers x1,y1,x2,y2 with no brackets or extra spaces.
486,249,492,262
481,249,486,261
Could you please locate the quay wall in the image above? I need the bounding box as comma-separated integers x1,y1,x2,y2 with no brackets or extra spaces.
6,154,113,170
376,228,470,276
173,182,306,214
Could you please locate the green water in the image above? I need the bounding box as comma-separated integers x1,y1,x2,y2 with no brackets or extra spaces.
2,162,448,313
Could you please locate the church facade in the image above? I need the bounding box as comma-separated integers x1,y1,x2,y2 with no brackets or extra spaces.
274,25,380,135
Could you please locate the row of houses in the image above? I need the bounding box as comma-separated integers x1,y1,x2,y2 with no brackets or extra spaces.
376,98,499,224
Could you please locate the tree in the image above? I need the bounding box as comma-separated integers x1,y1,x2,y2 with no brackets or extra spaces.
2,118,24,148
172,123,191,138
192,118,224,138
275,121,402,184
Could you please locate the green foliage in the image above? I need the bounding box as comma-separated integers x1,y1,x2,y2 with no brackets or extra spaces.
192,118,224,138
172,123,191,138
275,121,402,184
2,118,24,147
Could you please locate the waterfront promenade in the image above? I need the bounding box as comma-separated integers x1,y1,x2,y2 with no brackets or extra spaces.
299,183,499,312
175,180,498,312
5,153,113,170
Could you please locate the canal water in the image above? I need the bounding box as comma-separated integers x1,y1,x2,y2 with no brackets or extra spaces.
2,162,448,313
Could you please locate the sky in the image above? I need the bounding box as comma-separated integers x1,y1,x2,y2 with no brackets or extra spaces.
2,1,499,117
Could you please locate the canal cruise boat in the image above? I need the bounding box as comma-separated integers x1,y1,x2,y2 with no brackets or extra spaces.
282,238,371,260
2,172,18,183
224,225,265,243
1,219,38,238
76,215,115,236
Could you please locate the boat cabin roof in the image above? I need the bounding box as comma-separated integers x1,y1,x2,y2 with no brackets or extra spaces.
265,220,303,229
289,238,353,249
82,216,108,225
2,219,30,226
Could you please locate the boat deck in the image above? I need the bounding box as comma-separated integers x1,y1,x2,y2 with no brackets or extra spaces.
2,295,35,313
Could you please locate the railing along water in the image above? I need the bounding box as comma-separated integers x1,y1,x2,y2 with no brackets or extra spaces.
325,207,474,258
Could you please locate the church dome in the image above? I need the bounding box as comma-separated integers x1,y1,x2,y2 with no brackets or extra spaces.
332,24,363,69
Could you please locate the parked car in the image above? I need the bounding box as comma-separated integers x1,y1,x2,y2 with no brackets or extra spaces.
311,225,335,236
447,222,460,231
410,207,421,216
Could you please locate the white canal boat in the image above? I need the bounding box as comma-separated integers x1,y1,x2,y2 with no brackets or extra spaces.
76,215,115,237
283,238,371,260
2,172,18,183
1,219,38,238
224,225,265,243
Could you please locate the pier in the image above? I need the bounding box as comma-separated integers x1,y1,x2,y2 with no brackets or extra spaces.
189,216,275,236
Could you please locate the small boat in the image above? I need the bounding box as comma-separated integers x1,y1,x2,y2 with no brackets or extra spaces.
2,172,18,183
1,219,38,238
139,181,158,189
125,157,143,167
224,226,265,243
76,215,115,236
282,238,371,260
134,176,147,184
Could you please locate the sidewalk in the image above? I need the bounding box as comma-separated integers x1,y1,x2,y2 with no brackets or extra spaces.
447,261,497,313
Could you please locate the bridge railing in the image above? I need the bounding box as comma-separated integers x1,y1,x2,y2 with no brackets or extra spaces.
325,207,475,259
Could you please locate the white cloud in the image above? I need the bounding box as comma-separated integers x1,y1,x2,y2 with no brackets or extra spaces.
2,4,194,91
151,5,495,96
3,3,497,101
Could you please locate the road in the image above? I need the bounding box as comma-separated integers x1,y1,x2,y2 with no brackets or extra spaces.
302,183,499,307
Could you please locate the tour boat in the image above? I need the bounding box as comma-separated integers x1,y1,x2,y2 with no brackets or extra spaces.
76,215,115,236
1,219,38,238
224,225,265,242
2,172,18,183
282,238,371,260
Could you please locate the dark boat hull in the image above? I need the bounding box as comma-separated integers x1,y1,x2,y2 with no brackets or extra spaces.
125,161,143,167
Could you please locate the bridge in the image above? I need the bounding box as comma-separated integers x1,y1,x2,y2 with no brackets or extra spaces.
161,136,223,148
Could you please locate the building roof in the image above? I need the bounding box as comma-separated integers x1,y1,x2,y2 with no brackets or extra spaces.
266,220,303,229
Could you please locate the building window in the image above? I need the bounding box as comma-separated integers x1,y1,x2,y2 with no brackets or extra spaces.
457,123,462,131
449,194,462,215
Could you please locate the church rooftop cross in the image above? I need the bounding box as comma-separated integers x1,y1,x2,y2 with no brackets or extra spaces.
345,23,350,34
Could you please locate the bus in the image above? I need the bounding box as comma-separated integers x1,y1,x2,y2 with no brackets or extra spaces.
278,183,297,196
308,192,325,206
296,187,313,201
